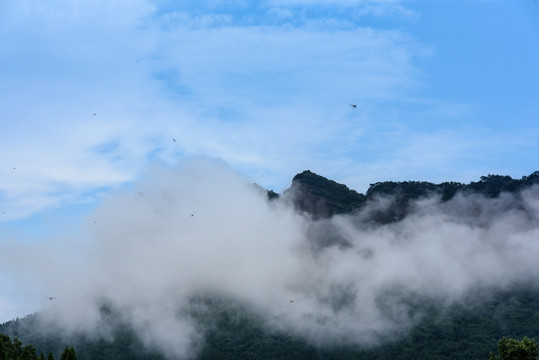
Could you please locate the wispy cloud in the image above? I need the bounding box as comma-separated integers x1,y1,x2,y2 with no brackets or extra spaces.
0,0,429,220
1,0,537,223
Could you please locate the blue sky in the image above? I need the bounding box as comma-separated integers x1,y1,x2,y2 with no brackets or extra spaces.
0,0,538,320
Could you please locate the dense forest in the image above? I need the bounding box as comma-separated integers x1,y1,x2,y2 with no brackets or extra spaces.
2,171,539,359
0,333,76,360
2,285,539,360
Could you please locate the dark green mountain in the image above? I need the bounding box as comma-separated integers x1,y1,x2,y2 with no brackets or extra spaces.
283,170,366,219
286,169,539,222
3,170,539,360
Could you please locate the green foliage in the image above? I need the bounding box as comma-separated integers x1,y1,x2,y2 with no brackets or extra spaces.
19,345,37,360
488,337,539,360
1,310,165,360
60,347,76,360
6,287,536,360
0,334,63,360
193,287,539,360
0,337,7,360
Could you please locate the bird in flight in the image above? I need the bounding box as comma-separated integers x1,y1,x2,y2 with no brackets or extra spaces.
349,104,357,109
92,113,96,116
173,138,176,142
45,297,56,301
289,300,295,304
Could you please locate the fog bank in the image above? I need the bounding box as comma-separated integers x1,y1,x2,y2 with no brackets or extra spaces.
2,159,539,358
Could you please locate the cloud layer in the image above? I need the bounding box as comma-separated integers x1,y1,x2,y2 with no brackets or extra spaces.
2,159,539,358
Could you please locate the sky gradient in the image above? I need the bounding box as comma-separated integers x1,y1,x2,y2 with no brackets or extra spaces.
1,0,538,322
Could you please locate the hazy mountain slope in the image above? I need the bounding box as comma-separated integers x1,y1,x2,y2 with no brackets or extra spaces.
2,170,539,360
2,286,539,360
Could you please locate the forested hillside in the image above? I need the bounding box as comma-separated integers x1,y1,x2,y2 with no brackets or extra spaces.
0,332,76,360
2,286,539,360
2,171,539,360
286,170,539,221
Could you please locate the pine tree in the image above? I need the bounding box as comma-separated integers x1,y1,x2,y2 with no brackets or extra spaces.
60,346,76,360
0,338,6,360
20,345,38,360
12,338,23,360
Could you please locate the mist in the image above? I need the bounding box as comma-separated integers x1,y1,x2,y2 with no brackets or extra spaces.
2,158,539,358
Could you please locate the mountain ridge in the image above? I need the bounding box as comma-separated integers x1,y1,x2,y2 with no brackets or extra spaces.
281,170,539,222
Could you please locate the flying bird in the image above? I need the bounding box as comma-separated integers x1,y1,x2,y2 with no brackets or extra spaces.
92,113,96,116
289,300,295,304
349,104,357,109
173,138,176,142
45,297,56,301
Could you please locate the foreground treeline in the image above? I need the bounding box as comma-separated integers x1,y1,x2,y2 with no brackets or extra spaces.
0,313,164,360
0,333,76,360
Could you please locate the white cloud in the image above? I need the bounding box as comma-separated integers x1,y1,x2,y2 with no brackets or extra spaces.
2,160,539,357
0,0,429,220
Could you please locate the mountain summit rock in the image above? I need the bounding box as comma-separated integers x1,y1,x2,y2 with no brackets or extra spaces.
283,170,365,219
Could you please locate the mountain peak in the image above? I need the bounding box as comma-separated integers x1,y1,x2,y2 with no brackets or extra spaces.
286,170,365,219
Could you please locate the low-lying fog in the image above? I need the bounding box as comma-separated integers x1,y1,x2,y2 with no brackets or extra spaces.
2,159,539,358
